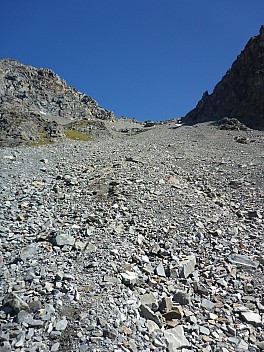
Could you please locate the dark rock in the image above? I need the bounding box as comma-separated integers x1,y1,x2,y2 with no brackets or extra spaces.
183,27,264,129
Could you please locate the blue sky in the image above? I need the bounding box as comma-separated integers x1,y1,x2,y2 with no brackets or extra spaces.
1,1,263,121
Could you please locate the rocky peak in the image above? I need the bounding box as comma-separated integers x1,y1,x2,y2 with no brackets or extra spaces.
183,26,264,129
0,59,116,146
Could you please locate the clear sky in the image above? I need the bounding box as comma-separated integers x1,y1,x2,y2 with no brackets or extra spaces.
1,1,263,121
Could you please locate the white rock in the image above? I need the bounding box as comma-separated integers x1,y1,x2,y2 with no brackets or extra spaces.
179,255,196,278
164,325,189,351
240,311,262,327
121,271,138,285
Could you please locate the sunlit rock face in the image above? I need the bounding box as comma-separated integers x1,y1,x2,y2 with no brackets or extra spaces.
0,59,115,146
184,26,264,130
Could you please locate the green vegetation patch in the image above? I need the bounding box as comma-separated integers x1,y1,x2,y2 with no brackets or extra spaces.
65,129,90,141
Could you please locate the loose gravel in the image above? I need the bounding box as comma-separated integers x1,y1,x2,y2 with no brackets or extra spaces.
0,121,263,352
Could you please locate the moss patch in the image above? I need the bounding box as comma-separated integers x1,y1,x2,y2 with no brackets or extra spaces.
65,129,90,141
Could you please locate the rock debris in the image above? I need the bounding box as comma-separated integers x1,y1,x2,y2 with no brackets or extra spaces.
0,121,263,351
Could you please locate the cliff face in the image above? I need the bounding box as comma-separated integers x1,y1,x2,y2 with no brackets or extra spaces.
184,26,264,129
0,59,115,146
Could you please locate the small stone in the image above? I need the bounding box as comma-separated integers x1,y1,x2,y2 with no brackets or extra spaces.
28,300,42,313
103,327,118,339
200,326,210,335
173,290,191,305
20,244,39,261
122,326,133,335
16,310,44,327
103,275,120,284
139,304,162,327
155,262,166,277
237,339,248,350
201,298,215,311
4,293,29,313
139,293,158,310
74,239,87,251
15,331,25,347
240,311,262,327
164,325,190,350
247,210,261,219
229,254,259,268
127,341,137,352
146,320,160,332
79,345,89,352
55,318,68,331
179,255,196,278
40,158,48,164
121,271,138,286
194,282,209,296
53,234,75,247
51,342,60,351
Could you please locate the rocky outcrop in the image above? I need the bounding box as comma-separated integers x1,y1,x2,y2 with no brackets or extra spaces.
0,59,115,146
184,26,264,129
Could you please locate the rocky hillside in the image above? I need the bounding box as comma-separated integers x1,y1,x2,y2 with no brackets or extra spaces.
184,26,264,129
0,59,115,146
0,121,263,351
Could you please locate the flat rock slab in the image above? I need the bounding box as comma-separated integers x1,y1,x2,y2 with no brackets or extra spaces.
240,311,262,327
164,325,190,350
229,254,259,268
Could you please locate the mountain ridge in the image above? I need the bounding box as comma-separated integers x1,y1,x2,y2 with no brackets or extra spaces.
183,26,264,129
0,58,115,146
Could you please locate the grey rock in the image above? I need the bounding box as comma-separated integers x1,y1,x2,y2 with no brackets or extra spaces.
51,343,60,351
0,343,11,352
164,325,190,350
55,318,68,331
173,290,191,305
4,292,29,313
229,254,259,268
120,271,138,286
183,28,264,129
179,255,196,278
201,298,215,311
139,293,158,310
16,310,44,327
20,243,39,261
199,326,210,335
79,345,89,352
139,304,162,327
155,262,166,277
240,311,262,327
53,233,75,247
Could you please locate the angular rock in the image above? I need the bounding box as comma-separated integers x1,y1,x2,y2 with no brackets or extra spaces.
201,298,215,311
53,234,75,247
55,318,68,331
155,262,166,277
16,310,44,327
139,304,162,327
20,243,39,261
240,311,262,327
179,255,196,278
139,293,158,310
121,271,138,286
229,254,259,268
173,290,191,305
164,325,190,351
4,293,29,313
